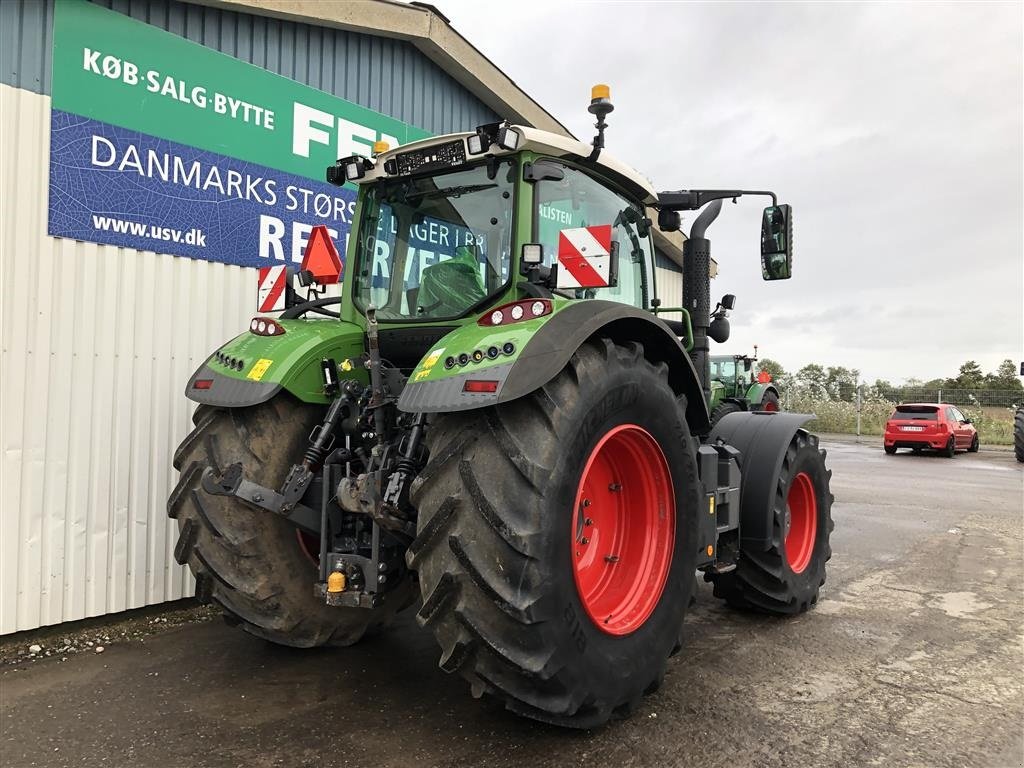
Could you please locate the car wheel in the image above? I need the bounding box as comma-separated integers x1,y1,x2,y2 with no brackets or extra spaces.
968,433,979,453
942,436,956,458
884,445,896,455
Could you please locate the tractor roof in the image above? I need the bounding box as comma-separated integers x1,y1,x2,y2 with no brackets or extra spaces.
359,125,659,205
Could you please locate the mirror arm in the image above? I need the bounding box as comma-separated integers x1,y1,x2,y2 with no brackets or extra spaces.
656,189,777,212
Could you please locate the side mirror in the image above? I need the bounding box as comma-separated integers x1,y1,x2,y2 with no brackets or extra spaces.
708,314,730,343
760,204,792,281
721,293,736,311
963,418,972,424
658,209,681,231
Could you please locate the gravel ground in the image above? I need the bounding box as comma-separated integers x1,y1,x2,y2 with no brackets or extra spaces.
2,439,1021,768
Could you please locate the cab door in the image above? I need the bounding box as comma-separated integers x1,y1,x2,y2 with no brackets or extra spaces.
532,160,654,311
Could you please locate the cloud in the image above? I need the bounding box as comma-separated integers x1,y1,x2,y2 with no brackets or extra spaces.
437,0,1023,382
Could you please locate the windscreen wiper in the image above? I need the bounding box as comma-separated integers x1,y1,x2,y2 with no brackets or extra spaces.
404,184,497,200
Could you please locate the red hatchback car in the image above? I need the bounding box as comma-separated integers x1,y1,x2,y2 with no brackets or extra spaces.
884,403,979,457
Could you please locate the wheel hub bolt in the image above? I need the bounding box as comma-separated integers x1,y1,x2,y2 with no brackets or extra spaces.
584,518,593,526
608,483,622,492
604,554,619,563
582,499,592,508
580,537,590,545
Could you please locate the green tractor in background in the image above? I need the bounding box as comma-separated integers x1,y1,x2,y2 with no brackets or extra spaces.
708,345,782,426
169,86,833,728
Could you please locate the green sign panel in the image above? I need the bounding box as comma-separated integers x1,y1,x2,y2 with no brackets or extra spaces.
48,0,432,267
51,0,430,181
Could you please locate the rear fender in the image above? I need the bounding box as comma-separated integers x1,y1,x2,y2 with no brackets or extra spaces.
709,411,815,551
397,300,710,434
186,319,366,407
745,382,778,407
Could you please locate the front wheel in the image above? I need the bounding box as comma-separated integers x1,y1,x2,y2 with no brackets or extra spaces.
968,433,979,453
710,430,834,614
408,339,700,728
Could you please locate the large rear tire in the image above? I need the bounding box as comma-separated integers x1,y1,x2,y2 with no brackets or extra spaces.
710,431,834,614
1015,407,1024,463
169,397,413,647
408,339,700,728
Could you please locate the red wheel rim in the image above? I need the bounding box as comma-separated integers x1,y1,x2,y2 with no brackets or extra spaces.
784,472,817,573
571,424,675,636
762,400,779,412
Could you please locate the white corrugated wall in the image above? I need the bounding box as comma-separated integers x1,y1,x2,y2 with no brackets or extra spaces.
0,83,257,634
655,266,685,323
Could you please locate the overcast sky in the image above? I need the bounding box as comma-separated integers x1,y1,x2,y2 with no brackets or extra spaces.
436,0,1023,384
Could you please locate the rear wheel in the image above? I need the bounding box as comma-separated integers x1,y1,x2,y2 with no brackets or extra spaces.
943,436,956,458
884,445,897,455
1015,407,1024,463
408,339,700,728
169,397,413,647
710,431,834,614
758,390,781,412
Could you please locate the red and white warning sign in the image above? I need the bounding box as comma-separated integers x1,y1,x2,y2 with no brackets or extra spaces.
257,265,288,312
556,224,613,289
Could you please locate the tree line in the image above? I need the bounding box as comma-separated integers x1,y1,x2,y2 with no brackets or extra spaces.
756,358,1023,405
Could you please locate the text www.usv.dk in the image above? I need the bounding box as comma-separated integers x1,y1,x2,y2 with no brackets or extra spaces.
91,215,207,246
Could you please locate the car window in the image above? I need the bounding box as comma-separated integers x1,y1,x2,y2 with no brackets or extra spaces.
892,406,938,420
950,407,967,422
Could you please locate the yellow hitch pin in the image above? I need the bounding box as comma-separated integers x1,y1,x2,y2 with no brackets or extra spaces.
327,571,346,594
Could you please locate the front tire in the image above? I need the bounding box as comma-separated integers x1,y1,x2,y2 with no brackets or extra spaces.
169,397,413,647
408,340,701,727
968,433,979,453
711,400,744,427
710,431,834,614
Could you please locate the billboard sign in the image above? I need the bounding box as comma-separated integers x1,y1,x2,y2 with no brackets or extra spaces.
47,0,431,268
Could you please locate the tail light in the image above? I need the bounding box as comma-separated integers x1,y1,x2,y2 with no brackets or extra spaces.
479,299,552,327
250,317,286,336
463,380,499,393
937,422,948,433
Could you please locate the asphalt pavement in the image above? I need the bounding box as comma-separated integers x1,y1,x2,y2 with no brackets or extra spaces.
2,440,1022,768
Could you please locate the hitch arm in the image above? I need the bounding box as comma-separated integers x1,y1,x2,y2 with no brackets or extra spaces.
201,463,321,535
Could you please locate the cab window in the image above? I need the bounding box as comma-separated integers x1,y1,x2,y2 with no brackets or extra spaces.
712,359,737,384
534,163,652,308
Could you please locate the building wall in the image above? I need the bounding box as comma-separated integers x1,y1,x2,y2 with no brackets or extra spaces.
0,0,498,634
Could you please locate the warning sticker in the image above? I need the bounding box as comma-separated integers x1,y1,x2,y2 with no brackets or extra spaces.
247,358,273,381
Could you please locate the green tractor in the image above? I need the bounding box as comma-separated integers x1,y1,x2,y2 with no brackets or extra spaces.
170,87,833,728
708,347,782,425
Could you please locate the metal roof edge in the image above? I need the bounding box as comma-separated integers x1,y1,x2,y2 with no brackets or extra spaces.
184,0,574,137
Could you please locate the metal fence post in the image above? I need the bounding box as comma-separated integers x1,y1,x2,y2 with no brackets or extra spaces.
938,389,942,404
856,384,862,439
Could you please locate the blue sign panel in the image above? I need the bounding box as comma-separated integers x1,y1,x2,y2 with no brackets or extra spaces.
48,110,356,268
